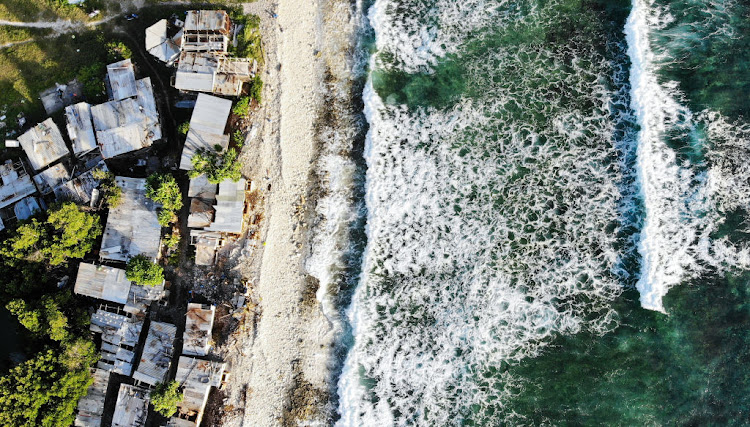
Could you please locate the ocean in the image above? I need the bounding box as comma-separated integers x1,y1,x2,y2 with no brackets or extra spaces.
311,0,750,424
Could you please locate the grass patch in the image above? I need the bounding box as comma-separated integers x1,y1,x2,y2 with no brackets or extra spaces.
0,26,52,45
0,0,91,22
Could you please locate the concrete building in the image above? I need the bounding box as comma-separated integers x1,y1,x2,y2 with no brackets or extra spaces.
132,321,177,386
18,118,70,171
205,178,247,234
100,177,161,262
74,368,110,427
174,52,255,96
183,303,215,357
169,356,226,426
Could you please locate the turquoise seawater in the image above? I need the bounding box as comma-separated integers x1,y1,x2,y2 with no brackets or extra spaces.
333,0,750,424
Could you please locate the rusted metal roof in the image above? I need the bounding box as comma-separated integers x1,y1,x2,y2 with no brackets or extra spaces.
18,118,70,171
132,321,177,386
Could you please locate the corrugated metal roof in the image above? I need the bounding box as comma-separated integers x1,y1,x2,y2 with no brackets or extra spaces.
205,178,246,234
33,162,70,195
190,93,232,135
184,10,230,34
18,118,70,171
54,160,106,205
107,59,138,101
100,177,161,262
0,160,37,209
74,368,110,427
188,174,217,199
182,303,215,357
90,308,143,376
112,384,149,427
146,20,181,63
74,263,132,304
132,321,177,386
66,102,98,156
173,356,225,425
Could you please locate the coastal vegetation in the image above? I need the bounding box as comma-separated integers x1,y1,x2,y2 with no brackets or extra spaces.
146,172,183,226
190,147,242,184
126,254,164,287
150,380,183,417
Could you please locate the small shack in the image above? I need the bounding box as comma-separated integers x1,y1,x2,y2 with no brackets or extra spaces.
174,52,255,96
92,77,161,159
90,308,144,376
205,178,247,234
33,163,70,195
107,59,138,101
100,177,162,262
65,102,98,156
18,118,70,171
145,19,180,64
0,159,37,210
14,196,45,220
74,263,132,305
74,368,110,427
170,356,226,426
132,321,177,386
54,160,107,205
112,384,149,427
179,93,231,170
183,303,215,357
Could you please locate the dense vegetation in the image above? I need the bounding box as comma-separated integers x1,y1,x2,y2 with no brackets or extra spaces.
150,380,183,417
92,168,122,208
126,254,164,287
190,147,242,184
146,173,183,226
0,203,102,425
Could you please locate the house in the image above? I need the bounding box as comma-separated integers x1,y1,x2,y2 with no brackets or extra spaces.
91,77,161,159
174,52,255,96
112,384,149,427
205,178,247,234
0,159,37,210
33,163,70,195
74,368,110,427
145,19,180,64
74,263,132,305
179,93,232,170
100,177,161,262
169,356,226,426
54,159,107,205
132,321,177,386
13,196,45,220
107,59,138,101
17,118,70,171
90,308,144,376
184,10,231,35
183,303,215,357
65,102,98,156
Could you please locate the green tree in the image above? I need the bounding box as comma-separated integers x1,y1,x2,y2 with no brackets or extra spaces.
76,62,105,100
126,255,164,287
146,173,183,226
44,203,102,266
92,168,122,208
150,380,183,417
106,41,132,62
232,96,251,116
6,294,72,341
177,121,190,135
248,75,263,104
2,219,46,261
189,147,242,184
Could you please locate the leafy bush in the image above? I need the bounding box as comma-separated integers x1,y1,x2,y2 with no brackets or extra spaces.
177,121,190,135
164,232,180,250
146,173,183,227
189,147,242,184
76,61,105,100
105,41,132,62
232,96,251,116
248,75,263,104
232,130,245,148
150,381,183,417
125,255,164,287
92,168,121,208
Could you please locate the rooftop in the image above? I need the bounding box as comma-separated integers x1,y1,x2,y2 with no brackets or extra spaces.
65,102,98,156
107,59,138,101
205,178,247,234
74,263,132,305
172,356,225,426
33,162,70,195
90,308,144,376
0,159,37,210
112,384,149,427
183,303,215,357
188,174,217,199
54,159,106,205
92,78,161,159
146,19,181,64
184,10,231,34
14,196,44,220
179,94,232,170
18,118,70,171
132,321,177,386
74,368,110,427
100,177,161,262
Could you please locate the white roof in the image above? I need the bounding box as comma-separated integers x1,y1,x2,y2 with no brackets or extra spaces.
179,94,231,170
112,384,149,427
65,102,98,156
18,118,70,171
100,177,161,262
74,263,132,304
0,160,37,209
182,303,215,357
205,178,246,234
146,19,180,63
107,59,138,101
132,321,177,386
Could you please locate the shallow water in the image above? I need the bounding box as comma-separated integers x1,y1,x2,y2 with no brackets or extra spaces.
315,0,750,424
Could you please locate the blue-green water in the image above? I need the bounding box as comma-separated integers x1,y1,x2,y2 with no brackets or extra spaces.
328,0,750,424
